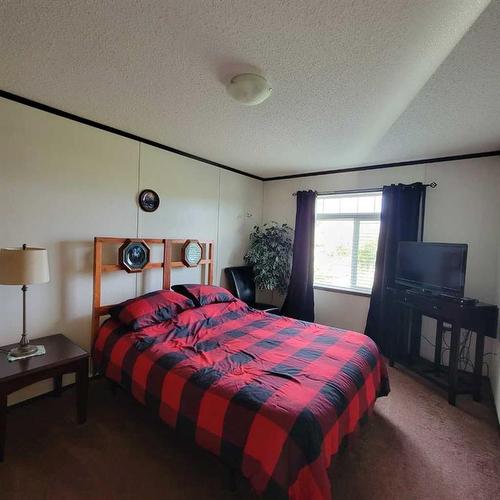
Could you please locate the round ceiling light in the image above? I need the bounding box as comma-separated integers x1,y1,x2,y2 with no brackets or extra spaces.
226,73,272,105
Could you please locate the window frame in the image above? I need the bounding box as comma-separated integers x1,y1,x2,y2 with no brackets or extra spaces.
313,190,382,296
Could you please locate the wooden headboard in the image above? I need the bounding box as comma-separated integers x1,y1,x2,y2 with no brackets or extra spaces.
91,237,214,346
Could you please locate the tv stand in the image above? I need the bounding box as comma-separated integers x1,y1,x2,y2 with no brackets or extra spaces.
386,288,498,405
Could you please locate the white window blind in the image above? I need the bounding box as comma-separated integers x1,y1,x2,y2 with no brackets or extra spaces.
314,191,382,293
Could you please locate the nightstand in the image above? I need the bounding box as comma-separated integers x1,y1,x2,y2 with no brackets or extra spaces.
0,334,89,461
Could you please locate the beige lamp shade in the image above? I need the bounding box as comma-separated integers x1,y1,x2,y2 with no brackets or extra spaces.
0,247,50,285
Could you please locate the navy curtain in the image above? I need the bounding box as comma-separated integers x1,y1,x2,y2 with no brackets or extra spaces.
282,190,317,322
365,183,426,355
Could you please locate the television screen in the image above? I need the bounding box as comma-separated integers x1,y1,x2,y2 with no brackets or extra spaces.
395,242,467,296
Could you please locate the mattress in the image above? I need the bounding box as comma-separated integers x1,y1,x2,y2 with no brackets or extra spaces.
93,299,389,499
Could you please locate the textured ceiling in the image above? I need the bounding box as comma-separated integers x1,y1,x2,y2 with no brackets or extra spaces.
1,0,498,178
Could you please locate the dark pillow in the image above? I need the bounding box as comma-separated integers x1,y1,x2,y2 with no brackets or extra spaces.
109,289,195,331
172,284,236,307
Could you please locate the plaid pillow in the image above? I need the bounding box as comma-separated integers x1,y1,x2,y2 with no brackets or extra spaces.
172,284,236,307
109,289,195,331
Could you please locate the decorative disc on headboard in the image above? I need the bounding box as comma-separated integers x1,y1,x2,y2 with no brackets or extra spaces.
138,189,160,212
119,239,150,273
182,240,203,267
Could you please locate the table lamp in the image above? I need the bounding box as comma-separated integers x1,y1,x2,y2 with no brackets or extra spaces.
0,244,50,357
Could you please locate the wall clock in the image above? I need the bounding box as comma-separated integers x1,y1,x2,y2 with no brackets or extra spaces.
119,240,150,273
181,240,203,267
138,189,160,212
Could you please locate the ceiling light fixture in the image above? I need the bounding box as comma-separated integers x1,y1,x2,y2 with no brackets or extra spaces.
226,73,272,106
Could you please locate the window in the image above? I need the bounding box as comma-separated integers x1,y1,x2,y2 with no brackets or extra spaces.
314,191,382,294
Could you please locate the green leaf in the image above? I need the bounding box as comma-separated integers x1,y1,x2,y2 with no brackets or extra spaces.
244,222,294,295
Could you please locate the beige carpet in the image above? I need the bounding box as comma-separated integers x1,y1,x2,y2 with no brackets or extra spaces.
1,366,499,500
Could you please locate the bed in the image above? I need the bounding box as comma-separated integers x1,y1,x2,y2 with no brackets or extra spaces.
91,237,389,500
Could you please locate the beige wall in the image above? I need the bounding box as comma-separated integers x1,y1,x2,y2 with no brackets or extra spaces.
263,158,500,415
491,211,500,416
1,95,499,416
0,98,263,404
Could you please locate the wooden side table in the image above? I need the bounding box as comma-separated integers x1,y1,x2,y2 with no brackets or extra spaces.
0,334,89,461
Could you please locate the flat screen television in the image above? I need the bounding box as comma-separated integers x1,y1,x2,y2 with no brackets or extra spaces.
395,242,468,297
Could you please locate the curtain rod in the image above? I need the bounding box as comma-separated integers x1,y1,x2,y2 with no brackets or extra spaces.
292,182,437,196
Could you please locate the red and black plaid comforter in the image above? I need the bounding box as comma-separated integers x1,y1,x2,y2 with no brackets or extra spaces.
94,300,389,499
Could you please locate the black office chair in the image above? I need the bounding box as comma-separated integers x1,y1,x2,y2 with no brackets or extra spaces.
224,266,280,314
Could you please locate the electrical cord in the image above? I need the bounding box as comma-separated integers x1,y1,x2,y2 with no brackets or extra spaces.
421,335,435,347
458,330,473,371
437,328,476,372
438,328,497,374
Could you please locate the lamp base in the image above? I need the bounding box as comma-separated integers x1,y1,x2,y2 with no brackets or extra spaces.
9,343,39,358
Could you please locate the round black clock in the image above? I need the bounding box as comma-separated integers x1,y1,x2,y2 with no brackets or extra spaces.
138,189,160,212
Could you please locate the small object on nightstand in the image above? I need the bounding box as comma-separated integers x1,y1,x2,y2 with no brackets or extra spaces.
0,334,89,461
7,345,45,362
0,244,50,359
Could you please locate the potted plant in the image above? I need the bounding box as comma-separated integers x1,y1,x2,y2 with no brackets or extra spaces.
244,222,294,298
